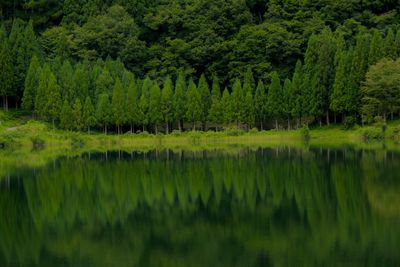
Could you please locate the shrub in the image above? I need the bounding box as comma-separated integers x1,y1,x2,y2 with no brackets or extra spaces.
171,130,182,137
300,125,310,141
249,128,259,134
362,127,384,141
224,127,245,136
187,131,201,144
30,136,46,150
343,116,356,129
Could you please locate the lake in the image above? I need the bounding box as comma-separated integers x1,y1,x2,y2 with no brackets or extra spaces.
0,146,399,267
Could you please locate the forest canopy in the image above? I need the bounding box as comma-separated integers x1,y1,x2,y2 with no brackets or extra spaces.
1,0,400,133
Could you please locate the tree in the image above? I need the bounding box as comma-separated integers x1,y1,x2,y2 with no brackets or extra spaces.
83,96,96,133
72,98,83,131
254,80,267,130
282,78,293,129
161,76,174,134
368,30,383,66
22,55,41,112
186,79,202,130
198,74,211,129
138,77,152,131
243,67,255,94
59,60,75,102
45,73,62,129
35,64,51,117
97,93,111,134
148,83,162,133
74,63,90,102
267,71,282,129
95,68,114,97
330,51,348,120
384,28,396,59
112,78,126,134
208,76,222,130
291,60,303,127
0,41,15,110
173,71,187,131
221,87,233,125
231,78,244,127
60,100,74,130
243,91,255,130
125,80,139,133
361,58,400,122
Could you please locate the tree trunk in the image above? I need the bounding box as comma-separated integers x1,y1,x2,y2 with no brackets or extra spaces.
319,118,322,127
260,121,263,131
326,111,330,125
105,125,108,134
52,118,55,130
275,120,278,130
155,124,158,134
130,124,133,133
391,112,394,121
334,113,337,124
287,119,291,130
88,126,91,134
193,122,196,131
166,122,169,134
178,120,182,132
5,96,8,111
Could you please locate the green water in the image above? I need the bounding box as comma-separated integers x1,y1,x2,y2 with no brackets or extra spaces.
0,147,399,267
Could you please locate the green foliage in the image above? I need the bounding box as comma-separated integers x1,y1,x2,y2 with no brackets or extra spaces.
60,100,74,130
186,79,202,130
72,99,83,131
22,55,41,111
267,71,282,128
111,78,126,131
83,96,96,132
161,76,174,133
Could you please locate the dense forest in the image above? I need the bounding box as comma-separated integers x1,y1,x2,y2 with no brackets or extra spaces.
1,0,400,133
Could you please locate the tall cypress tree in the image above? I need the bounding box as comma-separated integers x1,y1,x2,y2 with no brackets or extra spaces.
254,80,267,130
243,67,255,94
149,83,162,134
197,74,211,129
243,91,255,130
208,76,222,130
35,64,51,117
83,96,96,133
138,77,152,131
112,78,126,134
125,79,139,133
186,79,202,130
231,78,244,127
368,30,383,66
59,60,75,101
60,100,74,130
22,55,41,112
173,71,187,131
291,60,303,127
266,71,282,129
0,41,14,110
45,72,62,129
384,28,396,59
72,98,83,131
221,87,233,125
161,76,174,134
96,93,111,134
282,78,293,129
95,68,114,98
330,52,348,120
74,63,90,102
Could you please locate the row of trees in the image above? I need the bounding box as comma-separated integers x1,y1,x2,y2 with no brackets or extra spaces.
2,17,400,133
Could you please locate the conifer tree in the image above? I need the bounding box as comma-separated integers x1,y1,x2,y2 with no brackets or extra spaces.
125,80,139,133
95,68,114,97
149,83,162,134
35,64,51,117
384,28,396,59
221,87,233,125
111,79,126,134
330,51,348,120
96,93,111,134
243,67,255,94
368,30,383,66
83,96,96,133
243,91,255,130
60,100,74,130
161,76,174,134
266,71,282,129
208,76,222,130
173,71,187,131
74,63,90,102
45,73,62,129
60,60,75,101
291,60,303,127
22,55,41,112
197,74,211,129
138,77,152,131
254,80,267,130
395,29,400,58
282,79,293,129
72,98,83,131
186,79,202,130
231,78,244,127
0,41,14,110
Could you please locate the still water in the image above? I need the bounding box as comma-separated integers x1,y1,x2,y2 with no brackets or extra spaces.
0,147,399,267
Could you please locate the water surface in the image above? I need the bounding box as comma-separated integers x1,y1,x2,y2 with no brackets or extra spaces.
1,147,399,267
